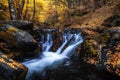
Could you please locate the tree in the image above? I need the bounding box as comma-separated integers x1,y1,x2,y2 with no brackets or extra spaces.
17,0,25,20
23,0,29,20
8,0,17,20
32,0,36,20
8,0,25,20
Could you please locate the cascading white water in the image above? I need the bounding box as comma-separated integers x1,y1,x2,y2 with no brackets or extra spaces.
56,33,73,54
42,34,53,52
22,31,83,80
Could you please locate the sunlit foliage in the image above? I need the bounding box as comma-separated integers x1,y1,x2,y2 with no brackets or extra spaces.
0,0,68,22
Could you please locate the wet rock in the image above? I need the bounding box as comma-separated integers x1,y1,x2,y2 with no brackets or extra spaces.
3,20,34,31
0,42,10,53
0,25,38,52
31,28,42,41
109,27,120,34
0,52,28,80
39,28,81,51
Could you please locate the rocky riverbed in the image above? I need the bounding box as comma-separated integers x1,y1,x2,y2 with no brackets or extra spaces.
0,19,119,80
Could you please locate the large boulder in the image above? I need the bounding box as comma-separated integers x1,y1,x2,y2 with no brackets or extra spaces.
3,20,34,31
0,52,28,80
0,25,38,52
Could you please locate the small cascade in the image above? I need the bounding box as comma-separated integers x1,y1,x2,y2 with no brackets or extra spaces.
42,34,53,52
56,33,73,54
62,33,83,56
22,29,83,80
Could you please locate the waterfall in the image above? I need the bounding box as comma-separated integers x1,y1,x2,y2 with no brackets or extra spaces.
42,34,53,52
56,33,73,54
22,30,83,80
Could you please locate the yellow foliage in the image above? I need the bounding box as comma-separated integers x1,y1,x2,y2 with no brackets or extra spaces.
1,0,68,22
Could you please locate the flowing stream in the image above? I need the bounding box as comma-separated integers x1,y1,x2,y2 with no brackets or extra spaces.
22,31,83,80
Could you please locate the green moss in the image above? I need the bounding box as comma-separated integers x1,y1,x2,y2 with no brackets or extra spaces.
84,40,98,55
7,27,18,33
85,40,93,46
100,32,110,44
89,46,98,55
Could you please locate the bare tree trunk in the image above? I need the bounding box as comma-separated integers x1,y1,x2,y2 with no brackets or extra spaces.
23,0,29,20
8,0,16,20
32,0,36,20
17,0,25,20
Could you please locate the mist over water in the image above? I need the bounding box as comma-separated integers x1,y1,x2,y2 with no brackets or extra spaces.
22,31,83,80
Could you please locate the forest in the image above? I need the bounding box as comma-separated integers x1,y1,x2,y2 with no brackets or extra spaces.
0,0,120,80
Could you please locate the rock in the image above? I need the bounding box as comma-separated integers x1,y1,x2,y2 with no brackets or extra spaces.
0,52,28,80
0,42,10,53
31,28,43,42
38,28,81,51
0,25,38,52
3,20,34,31
109,27,120,34
104,29,120,76
79,26,120,79
102,15,120,27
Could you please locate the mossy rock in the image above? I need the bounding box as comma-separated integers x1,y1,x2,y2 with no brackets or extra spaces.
99,32,110,44
0,25,38,52
4,20,34,31
83,40,99,56
0,52,28,80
